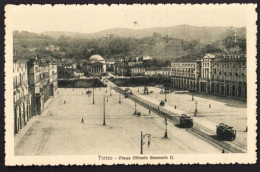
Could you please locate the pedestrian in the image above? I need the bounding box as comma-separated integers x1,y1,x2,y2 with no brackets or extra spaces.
149,110,151,114
222,149,225,153
245,126,248,132
81,118,84,123
174,105,177,109
64,100,66,104
209,104,211,108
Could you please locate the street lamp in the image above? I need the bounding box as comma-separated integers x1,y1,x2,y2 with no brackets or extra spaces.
134,101,137,115
103,96,107,126
164,91,167,102
194,101,197,116
119,93,121,103
92,87,95,104
163,118,168,138
140,131,151,154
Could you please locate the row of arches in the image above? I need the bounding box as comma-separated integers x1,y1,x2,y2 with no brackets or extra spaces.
211,82,247,99
172,77,247,100
172,77,197,91
14,98,32,135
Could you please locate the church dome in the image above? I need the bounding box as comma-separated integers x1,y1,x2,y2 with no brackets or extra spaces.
89,54,105,62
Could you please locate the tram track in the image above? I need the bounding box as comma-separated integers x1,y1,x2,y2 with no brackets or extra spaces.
112,86,247,153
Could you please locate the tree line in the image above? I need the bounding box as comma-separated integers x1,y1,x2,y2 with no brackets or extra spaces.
13,31,246,65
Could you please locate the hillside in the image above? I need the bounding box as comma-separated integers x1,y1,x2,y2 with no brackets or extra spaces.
14,25,246,63
42,25,246,44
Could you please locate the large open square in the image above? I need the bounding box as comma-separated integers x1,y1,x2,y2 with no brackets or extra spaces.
14,88,224,155
129,86,247,146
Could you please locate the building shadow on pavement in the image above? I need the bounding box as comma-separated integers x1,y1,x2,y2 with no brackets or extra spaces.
183,92,247,108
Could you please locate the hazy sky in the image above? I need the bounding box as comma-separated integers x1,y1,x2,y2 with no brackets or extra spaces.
6,4,248,33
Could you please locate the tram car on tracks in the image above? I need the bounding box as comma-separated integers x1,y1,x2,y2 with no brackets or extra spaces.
216,123,236,141
160,101,165,106
179,114,193,128
124,88,132,98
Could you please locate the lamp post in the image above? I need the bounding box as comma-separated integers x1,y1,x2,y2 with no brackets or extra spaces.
194,101,197,116
103,96,106,126
163,118,168,138
164,91,167,102
140,131,151,154
134,101,137,115
92,87,95,104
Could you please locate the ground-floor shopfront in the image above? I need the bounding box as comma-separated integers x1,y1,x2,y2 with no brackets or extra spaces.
172,76,246,100
14,94,32,135
209,81,247,100
172,77,198,91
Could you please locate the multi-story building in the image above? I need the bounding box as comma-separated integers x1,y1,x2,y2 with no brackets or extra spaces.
28,59,57,115
207,54,246,99
145,67,171,77
198,53,215,93
13,59,32,134
170,53,247,100
170,62,201,91
129,63,145,76
49,63,58,97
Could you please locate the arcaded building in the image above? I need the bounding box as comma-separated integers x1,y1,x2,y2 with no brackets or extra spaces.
27,59,58,116
170,53,247,100
13,59,32,134
170,62,201,91
208,54,247,99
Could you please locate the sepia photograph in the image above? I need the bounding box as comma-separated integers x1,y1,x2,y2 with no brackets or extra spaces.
4,4,257,165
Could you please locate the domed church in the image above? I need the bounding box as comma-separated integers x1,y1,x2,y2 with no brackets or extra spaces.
89,54,106,73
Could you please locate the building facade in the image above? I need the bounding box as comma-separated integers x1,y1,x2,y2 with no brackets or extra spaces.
145,67,171,77
171,62,201,91
28,59,58,116
170,53,247,100
49,63,58,97
207,54,246,99
129,64,145,76
13,59,32,134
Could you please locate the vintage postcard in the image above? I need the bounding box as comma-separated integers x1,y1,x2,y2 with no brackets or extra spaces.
4,4,257,165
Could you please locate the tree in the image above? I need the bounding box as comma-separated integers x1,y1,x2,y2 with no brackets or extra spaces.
223,36,236,52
